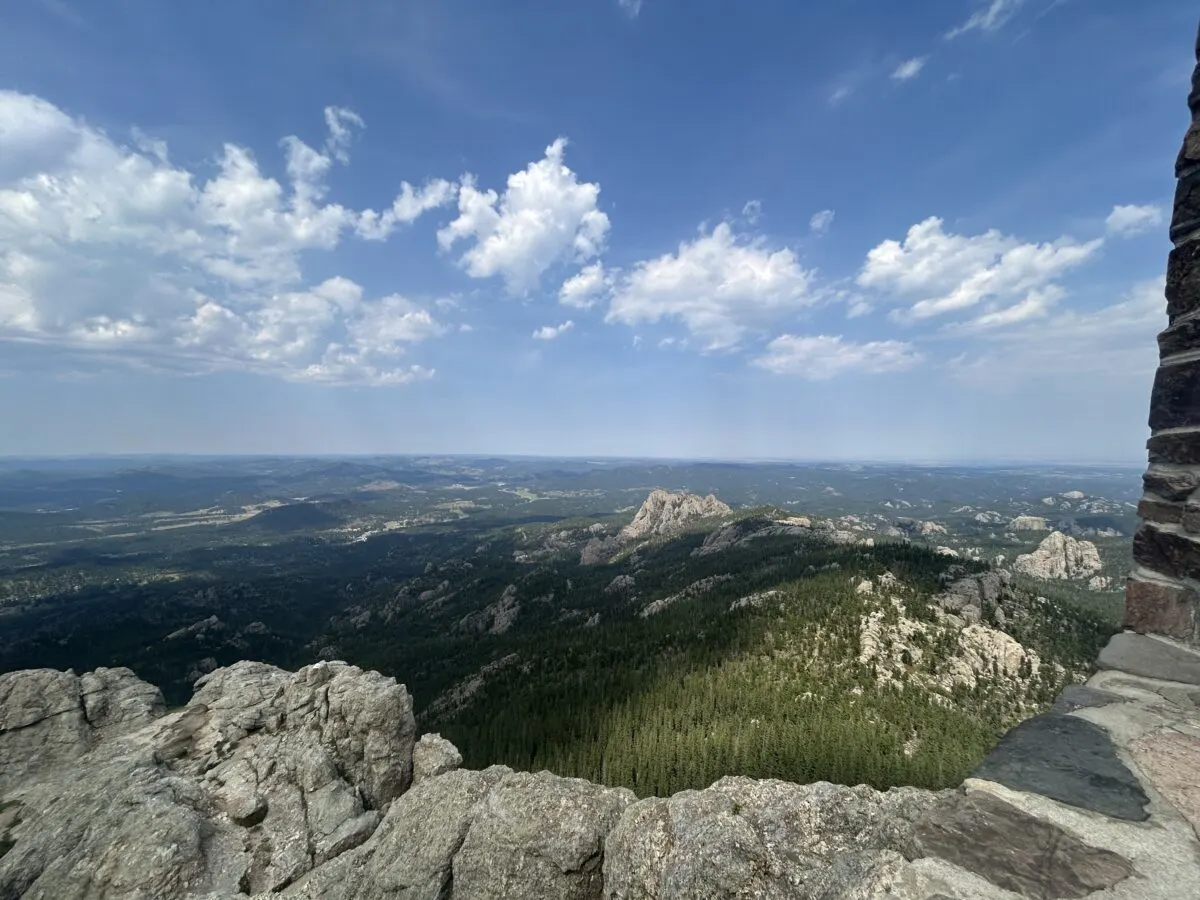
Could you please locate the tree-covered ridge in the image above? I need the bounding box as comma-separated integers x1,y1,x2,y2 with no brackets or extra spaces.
0,490,1118,800
420,530,1114,797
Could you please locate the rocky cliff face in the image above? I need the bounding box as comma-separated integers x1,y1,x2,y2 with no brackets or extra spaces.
618,490,732,541
1013,531,1103,580
3,655,1198,899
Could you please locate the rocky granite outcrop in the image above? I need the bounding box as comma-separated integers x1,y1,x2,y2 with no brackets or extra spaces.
690,516,811,556
618,490,731,541
1013,531,1103,580
0,659,415,898
0,666,163,796
603,777,942,899
3,641,1200,898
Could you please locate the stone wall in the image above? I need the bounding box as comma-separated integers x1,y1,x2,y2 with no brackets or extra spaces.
1125,22,1200,646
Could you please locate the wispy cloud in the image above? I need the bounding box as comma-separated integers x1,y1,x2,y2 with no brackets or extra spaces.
945,0,1026,39
891,57,928,81
1105,204,1164,238
618,0,643,18
755,334,924,380
809,209,836,235
947,278,1163,387
828,85,854,107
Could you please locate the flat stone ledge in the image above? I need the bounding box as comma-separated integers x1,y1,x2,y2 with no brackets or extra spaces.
909,791,1134,899
1097,632,1200,686
971,713,1149,822
1051,685,1124,716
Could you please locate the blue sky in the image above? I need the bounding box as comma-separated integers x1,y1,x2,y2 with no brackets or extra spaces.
0,0,1193,461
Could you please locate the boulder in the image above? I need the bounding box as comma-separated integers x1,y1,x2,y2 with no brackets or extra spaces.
453,771,634,900
603,777,940,899
413,733,463,784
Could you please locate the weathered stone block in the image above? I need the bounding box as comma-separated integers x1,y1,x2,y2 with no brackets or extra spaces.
1133,521,1200,581
1158,315,1200,359
1149,358,1200,431
1185,500,1200,533
1124,576,1199,642
1166,241,1200,323
1148,429,1200,465
1179,118,1200,177
1172,170,1200,245
1143,465,1199,500
1140,497,1184,524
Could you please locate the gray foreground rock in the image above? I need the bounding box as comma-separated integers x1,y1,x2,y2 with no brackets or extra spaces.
1,658,1194,899
0,666,163,795
603,777,942,899
0,660,415,899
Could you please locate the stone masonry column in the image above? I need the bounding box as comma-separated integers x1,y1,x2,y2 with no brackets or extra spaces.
1125,21,1200,646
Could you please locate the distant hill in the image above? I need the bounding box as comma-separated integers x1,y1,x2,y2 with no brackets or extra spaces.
242,502,343,532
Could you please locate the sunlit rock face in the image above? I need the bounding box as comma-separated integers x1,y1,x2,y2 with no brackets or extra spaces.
619,489,732,541
1013,531,1103,580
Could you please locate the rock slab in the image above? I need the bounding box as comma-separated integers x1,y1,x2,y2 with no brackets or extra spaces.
1097,632,1200,686
971,713,1149,821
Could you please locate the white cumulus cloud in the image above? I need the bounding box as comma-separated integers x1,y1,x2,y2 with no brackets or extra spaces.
559,262,613,309
532,320,575,340
605,222,816,350
437,138,609,295
0,90,450,385
1105,204,1164,237
754,334,924,379
857,216,1101,329
356,179,457,241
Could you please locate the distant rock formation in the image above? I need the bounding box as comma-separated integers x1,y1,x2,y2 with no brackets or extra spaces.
690,516,810,557
457,584,521,635
859,570,1049,694
1009,515,1049,531
973,511,1006,525
640,574,734,618
1014,531,1103,580
896,517,947,536
619,489,732,541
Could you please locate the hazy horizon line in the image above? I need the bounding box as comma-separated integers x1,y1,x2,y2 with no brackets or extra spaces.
0,452,1147,468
